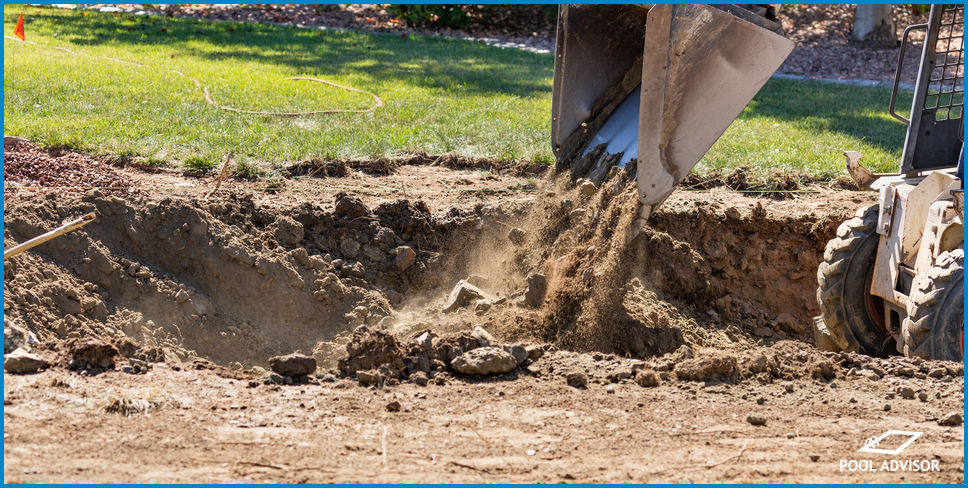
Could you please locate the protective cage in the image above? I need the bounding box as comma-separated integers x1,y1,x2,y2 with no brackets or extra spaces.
896,4,965,173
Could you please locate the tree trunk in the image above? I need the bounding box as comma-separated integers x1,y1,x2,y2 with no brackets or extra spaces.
851,5,897,48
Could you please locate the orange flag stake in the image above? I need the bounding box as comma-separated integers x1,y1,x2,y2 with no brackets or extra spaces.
14,13,25,41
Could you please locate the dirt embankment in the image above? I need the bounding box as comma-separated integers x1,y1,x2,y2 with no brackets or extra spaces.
5,161,870,372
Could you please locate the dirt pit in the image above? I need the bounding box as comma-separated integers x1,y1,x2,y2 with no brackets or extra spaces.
4,170,852,369
4,142,964,483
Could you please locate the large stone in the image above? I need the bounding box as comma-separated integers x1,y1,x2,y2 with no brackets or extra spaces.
4,320,36,354
443,281,485,313
522,273,548,308
4,349,50,374
393,246,416,272
471,326,497,347
269,353,317,377
451,347,518,375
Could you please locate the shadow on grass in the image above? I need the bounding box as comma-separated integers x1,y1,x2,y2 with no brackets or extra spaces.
744,78,910,157
19,9,553,98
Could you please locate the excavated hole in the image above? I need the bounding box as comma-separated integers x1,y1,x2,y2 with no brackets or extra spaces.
3,185,846,370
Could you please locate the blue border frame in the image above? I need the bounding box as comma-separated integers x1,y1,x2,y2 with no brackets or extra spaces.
0,1,964,485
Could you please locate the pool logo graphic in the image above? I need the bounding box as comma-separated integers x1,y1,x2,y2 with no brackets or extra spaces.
857,430,922,455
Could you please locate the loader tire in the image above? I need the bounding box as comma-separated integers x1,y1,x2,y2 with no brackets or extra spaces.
816,204,895,356
901,249,964,361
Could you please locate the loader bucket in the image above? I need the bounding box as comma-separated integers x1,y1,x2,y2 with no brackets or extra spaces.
552,4,794,211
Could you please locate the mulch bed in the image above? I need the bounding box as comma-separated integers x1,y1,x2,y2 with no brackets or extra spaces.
3,137,140,199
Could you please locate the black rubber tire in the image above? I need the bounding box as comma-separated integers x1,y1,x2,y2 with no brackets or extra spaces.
901,249,964,361
816,204,895,356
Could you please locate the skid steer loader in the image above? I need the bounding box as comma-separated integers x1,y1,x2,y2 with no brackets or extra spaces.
814,4,964,362
552,4,963,361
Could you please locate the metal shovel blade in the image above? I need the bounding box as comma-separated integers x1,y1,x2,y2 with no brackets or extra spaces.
636,4,793,206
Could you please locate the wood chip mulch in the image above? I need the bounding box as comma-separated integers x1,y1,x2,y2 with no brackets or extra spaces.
4,137,140,199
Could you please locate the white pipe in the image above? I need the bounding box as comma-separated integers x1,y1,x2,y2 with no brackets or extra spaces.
4,212,96,260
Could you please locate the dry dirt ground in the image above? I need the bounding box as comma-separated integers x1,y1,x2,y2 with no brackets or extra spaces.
3,140,965,483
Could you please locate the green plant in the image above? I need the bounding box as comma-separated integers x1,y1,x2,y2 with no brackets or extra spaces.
233,160,264,180
142,157,169,168
183,156,216,173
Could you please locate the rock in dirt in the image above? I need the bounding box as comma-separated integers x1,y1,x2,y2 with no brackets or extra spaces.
508,227,526,245
746,414,767,426
505,344,528,366
471,326,497,347
431,333,480,363
579,180,597,197
269,353,317,377
4,320,37,354
339,237,361,259
675,353,738,382
386,400,401,412
897,386,916,400
338,326,407,378
451,347,517,375
522,273,548,308
410,371,429,386
3,349,50,374
68,339,119,370
808,357,836,380
566,371,588,388
635,370,660,387
525,344,544,360
392,246,416,272
356,369,383,386
443,280,485,313
272,216,304,246
938,412,963,427
335,193,369,219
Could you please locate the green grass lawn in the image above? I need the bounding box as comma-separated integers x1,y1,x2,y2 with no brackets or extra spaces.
4,5,912,180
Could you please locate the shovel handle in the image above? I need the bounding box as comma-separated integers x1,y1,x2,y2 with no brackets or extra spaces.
4,212,96,260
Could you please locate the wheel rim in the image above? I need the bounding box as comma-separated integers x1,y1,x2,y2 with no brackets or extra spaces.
864,272,887,334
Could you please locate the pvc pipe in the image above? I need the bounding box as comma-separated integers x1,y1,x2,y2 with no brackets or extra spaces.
4,212,96,260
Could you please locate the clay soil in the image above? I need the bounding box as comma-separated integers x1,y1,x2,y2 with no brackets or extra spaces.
3,140,965,483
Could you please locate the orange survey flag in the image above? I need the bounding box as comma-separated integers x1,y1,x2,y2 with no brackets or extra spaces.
14,13,24,41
